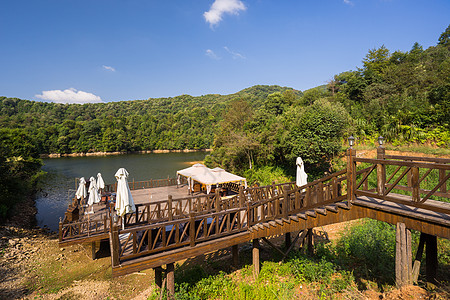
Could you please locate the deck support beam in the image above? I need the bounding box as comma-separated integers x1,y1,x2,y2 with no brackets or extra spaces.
252,239,260,277
166,263,175,298
232,244,239,267
395,222,412,287
154,267,163,288
91,241,96,260
307,228,314,256
285,232,291,250
424,233,438,284
412,233,425,284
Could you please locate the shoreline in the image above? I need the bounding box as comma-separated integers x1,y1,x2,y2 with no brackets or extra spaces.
40,149,212,158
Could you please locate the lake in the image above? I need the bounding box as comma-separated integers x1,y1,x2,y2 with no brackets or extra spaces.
35,151,209,232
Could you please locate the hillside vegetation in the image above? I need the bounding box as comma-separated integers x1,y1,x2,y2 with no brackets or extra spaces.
0,85,296,154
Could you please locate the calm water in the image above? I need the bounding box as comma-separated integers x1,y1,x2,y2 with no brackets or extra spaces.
35,152,208,232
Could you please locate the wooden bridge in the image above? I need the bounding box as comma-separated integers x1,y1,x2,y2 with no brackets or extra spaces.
59,145,450,294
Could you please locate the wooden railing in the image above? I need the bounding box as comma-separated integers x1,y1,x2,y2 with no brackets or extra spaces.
111,206,249,264
120,193,222,227
60,191,240,243
247,170,347,226
349,150,450,214
104,177,178,193
59,215,109,242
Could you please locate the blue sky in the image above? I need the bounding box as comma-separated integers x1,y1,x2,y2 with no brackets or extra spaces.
0,0,449,103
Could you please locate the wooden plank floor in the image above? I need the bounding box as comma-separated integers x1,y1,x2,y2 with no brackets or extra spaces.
353,196,450,227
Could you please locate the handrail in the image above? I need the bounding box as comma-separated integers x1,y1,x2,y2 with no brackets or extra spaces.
351,156,450,214
384,155,450,164
104,177,179,193
112,206,249,263
247,170,348,226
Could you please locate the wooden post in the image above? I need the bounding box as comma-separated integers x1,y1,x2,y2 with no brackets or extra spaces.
232,244,239,267
395,222,412,287
58,219,63,242
346,148,356,204
307,229,314,256
189,213,195,247
411,167,420,202
91,242,96,260
239,185,244,208
154,267,163,288
285,232,291,250
412,233,425,284
283,184,290,219
425,233,438,284
215,188,220,212
252,239,260,277
439,169,447,194
166,263,175,298
377,146,386,197
168,195,173,221
110,224,120,267
109,202,115,231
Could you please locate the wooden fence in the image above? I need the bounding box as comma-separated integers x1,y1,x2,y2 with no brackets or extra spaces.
247,170,347,226
349,151,450,214
104,177,178,193
111,204,249,264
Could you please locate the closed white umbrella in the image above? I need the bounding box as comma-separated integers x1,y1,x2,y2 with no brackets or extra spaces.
97,173,105,190
86,177,101,214
75,177,87,200
114,168,136,218
296,157,308,190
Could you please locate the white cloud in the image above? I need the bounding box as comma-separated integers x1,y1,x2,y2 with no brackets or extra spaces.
343,0,353,5
206,49,221,60
102,65,116,72
35,88,104,104
204,0,246,27
224,46,246,59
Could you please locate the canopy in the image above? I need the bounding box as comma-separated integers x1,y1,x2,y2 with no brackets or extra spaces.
75,177,87,200
115,168,136,217
177,164,247,194
296,157,308,189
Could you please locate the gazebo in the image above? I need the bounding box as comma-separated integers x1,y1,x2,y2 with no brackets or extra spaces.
177,164,247,194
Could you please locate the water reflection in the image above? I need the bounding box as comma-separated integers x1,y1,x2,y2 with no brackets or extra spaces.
35,152,208,231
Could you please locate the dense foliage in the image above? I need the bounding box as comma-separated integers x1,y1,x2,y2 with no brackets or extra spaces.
0,85,293,154
0,128,42,219
207,25,450,179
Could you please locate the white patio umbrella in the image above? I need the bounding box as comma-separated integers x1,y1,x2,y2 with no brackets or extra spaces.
75,177,87,200
114,168,136,225
296,157,308,191
87,176,101,213
97,172,105,190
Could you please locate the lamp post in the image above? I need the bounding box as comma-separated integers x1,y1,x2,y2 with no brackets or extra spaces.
377,136,385,159
346,136,356,204
376,136,386,196
348,135,355,148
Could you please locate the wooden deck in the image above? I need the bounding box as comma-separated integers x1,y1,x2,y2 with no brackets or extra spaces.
58,149,450,289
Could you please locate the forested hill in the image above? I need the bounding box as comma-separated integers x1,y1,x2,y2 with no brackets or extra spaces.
0,85,299,154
